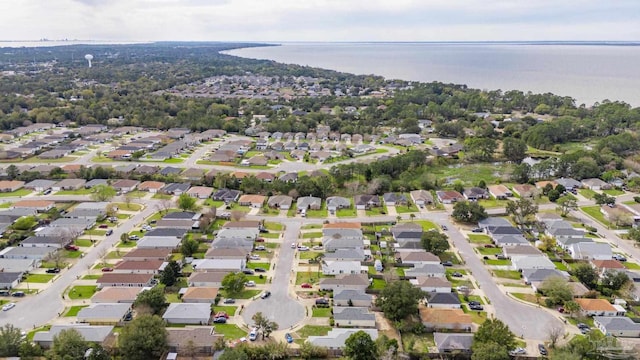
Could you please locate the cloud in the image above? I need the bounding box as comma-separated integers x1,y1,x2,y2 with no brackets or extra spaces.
1,0,639,41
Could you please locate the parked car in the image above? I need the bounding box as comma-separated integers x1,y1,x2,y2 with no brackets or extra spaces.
245,281,256,287
46,268,60,274
471,228,483,233
213,317,227,323
2,303,15,311
312,245,323,250
255,238,265,242
123,312,133,321
43,189,52,195
254,268,267,273
285,333,293,344
255,245,266,251
223,298,236,304
315,298,329,305
105,229,113,236
291,243,296,249
509,348,526,356
613,254,627,261
469,304,484,311
128,235,139,241
101,267,113,272
301,283,312,289
298,246,309,251
98,224,109,229
538,344,548,356
249,328,258,341
441,261,453,267
451,272,463,277
249,255,261,260
441,225,448,231
496,254,507,260
260,291,271,299
242,269,255,275
214,311,229,319
65,245,79,251
11,292,24,297
108,217,118,223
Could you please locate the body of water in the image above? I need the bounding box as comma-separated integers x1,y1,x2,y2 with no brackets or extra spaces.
225,42,640,106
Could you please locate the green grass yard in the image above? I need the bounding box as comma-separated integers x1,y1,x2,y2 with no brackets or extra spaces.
295,325,331,339
211,324,247,339
493,270,522,280
67,286,98,300
336,207,357,217
221,289,260,299
24,274,55,283
64,305,88,317
0,189,32,198
578,189,597,199
296,272,322,285
365,205,388,216
55,188,93,195
468,234,492,244
264,222,284,231
603,189,625,196
312,307,332,317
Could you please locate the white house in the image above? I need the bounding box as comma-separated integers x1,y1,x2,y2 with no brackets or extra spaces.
568,242,612,260
162,303,211,325
333,307,376,328
594,316,640,337
410,276,452,293
322,260,364,275
333,289,373,307
511,256,556,271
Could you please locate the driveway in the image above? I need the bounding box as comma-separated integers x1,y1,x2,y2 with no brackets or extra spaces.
241,221,305,330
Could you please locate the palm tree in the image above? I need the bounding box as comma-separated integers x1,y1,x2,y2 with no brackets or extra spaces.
410,213,416,222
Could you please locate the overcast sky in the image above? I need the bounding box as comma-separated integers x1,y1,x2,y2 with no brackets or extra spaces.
2,0,639,42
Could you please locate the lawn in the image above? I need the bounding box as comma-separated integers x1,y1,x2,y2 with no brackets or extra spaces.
430,163,513,187
365,205,388,216
68,285,98,300
287,206,297,217
116,241,137,248
414,220,438,231
106,251,123,259
336,207,357,217
84,229,106,236
510,292,539,304
264,221,284,231
82,275,102,280
152,193,173,200
370,278,386,290
125,190,148,199
113,202,142,211
295,271,323,285
74,239,94,247
439,252,461,265
493,270,522,280
485,259,512,266
63,250,83,258
301,224,322,230
581,206,614,228
468,234,492,244
395,202,418,214
212,324,247,340
221,289,261,299
623,262,640,270
64,305,89,317
261,232,280,239
0,189,32,198
603,189,625,196
246,262,270,271
0,202,10,208
24,274,55,283
245,275,268,284
55,188,93,195
302,232,322,239
213,306,238,316
295,325,331,338
578,189,597,199
312,307,332,317
478,198,509,209
22,156,77,163
165,293,181,303
401,333,435,353
553,261,569,271
299,251,323,260
163,158,184,164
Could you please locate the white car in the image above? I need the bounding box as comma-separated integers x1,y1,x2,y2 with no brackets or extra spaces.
509,348,526,356
249,255,261,260
2,303,15,311
249,328,258,341
245,281,256,287
291,242,296,249
298,246,309,251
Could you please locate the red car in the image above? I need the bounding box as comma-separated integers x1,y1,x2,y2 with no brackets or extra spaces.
255,238,265,243
215,311,229,319
301,283,312,289
101,267,113,272
65,245,79,251
98,224,109,229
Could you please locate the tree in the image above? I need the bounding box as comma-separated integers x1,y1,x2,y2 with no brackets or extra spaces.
563,300,580,318
601,270,630,292
344,330,378,360
0,324,23,357
420,230,450,255
473,318,516,353
556,195,577,217
547,189,561,202
505,198,538,227
91,184,116,202
627,227,640,243
471,341,510,360
118,315,168,360
177,193,197,211
299,341,329,360
464,137,497,162
134,286,167,315
594,193,616,206
48,328,87,360
12,216,36,230
222,272,247,295
539,276,573,306
572,263,599,289
218,347,249,360
502,138,527,163
547,325,565,349
375,280,424,322
160,260,181,287
251,312,279,339
181,237,199,257
451,201,488,223
85,344,111,360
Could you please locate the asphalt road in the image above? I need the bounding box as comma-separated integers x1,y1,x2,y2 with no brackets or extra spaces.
242,220,305,329
0,197,156,332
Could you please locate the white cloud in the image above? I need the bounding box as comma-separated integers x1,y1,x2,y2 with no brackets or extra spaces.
0,0,638,41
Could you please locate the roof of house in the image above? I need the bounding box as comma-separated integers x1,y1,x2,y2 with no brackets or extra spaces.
186,186,214,196
522,268,567,282
308,328,378,349
591,259,625,270
575,298,617,312
182,287,219,300
419,307,472,324
205,247,247,258
13,200,54,208
112,179,139,188
113,260,166,271
238,194,266,204
320,273,369,286
122,248,172,259
91,287,142,303
333,307,375,322
434,332,474,351
412,276,452,288
145,228,187,237
138,181,166,190
162,303,211,320
400,251,440,263
267,195,293,207
167,326,223,349
436,190,464,201
503,245,543,257
97,273,153,284
333,289,373,302
188,272,228,284
221,220,261,229
594,316,640,331
77,303,131,320
427,292,461,305
323,222,361,229
33,325,114,343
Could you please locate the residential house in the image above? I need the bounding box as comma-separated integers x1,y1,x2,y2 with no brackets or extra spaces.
398,250,440,265
319,273,370,292
181,287,219,304
511,184,537,198
333,307,376,328
192,259,244,272
255,172,276,182
322,260,364,275
575,298,625,317
569,242,612,260
160,167,183,176
33,325,115,348
478,217,512,229
324,248,367,262
502,245,543,258
297,196,322,213
166,327,223,356
0,258,39,274
0,246,55,260
354,195,380,210
278,172,298,183
582,178,610,191
186,186,214,199
138,181,166,193
91,288,141,303
487,184,512,199
0,272,22,289
0,180,25,192
188,272,227,287
24,179,56,192
420,307,473,331
594,317,640,337
238,194,266,208
308,328,378,350
21,235,67,248
112,179,139,193
322,229,364,251
522,268,567,285
391,223,423,249
77,303,131,325
435,190,464,204
434,333,474,354
156,212,201,230
555,177,582,190
382,193,408,206
181,168,205,182
52,179,86,191
410,190,434,207
122,248,172,261
162,183,191,196
512,256,556,271
113,260,166,274
136,237,182,250
404,263,446,278
163,303,211,325
463,187,488,201
333,289,372,307
326,196,351,213
204,247,247,260
411,276,452,293
591,260,626,277
96,273,154,288
426,292,461,309
492,234,529,247
12,200,55,212
267,195,293,210
212,188,241,202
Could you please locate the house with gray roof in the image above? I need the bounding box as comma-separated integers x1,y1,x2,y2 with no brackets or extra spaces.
354,195,380,210
427,292,461,309
319,273,370,292
24,179,56,192
382,193,408,206
594,316,640,337
391,223,422,248
405,263,446,278
333,289,372,307
324,248,366,262
333,307,376,328
556,237,593,250
0,272,21,289
555,177,582,190
308,328,378,349
145,228,187,239
33,325,114,348
0,246,55,260
326,196,351,213
0,258,38,274
162,183,191,196
136,237,182,249
77,303,132,325
522,268,567,284
84,179,109,188
492,234,529,246
163,303,211,325
192,259,244,272
410,190,434,207
267,195,293,210
21,235,68,248
65,208,105,219
478,217,512,229
434,333,474,354
297,196,322,212
568,242,612,260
